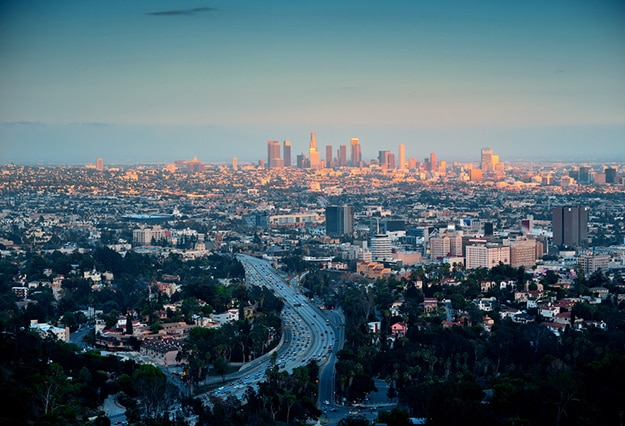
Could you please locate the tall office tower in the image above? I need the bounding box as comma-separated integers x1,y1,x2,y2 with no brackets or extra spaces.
267,140,281,169
470,169,483,181
521,216,533,234
398,144,406,169
283,140,292,167
370,233,392,261
307,132,320,169
95,158,104,172
387,153,395,169
429,236,450,260
449,233,463,256
232,157,238,171
309,149,320,169
350,138,361,166
552,206,589,247
605,167,616,183
438,160,447,174
481,147,494,172
325,205,354,236
378,150,390,168
339,145,347,167
429,152,436,172
325,144,333,168
296,153,307,168
578,166,591,184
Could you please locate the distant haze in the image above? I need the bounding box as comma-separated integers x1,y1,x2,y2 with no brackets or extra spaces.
1,1,624,164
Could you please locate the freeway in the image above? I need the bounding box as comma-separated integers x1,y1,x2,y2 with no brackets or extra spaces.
198,255,341,403
238,255,337,373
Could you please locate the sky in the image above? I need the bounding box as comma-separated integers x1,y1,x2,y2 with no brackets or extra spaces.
1,0,624,165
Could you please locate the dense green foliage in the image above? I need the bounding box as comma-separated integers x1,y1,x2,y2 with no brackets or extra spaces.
0,330,135,425
334,263,625,426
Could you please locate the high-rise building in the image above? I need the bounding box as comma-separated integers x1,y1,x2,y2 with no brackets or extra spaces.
387,153,395,169
283,140,291,167
481,147,494,172
350,138,361,167
232,157,238,171
552,206,589,247
430,236,450,260
398,144,406,170
438,160,447,174
296,153,307,168
578,166,591,184
95,158,104,172
429,152,436,173
309,149,320,169
521,216,533,234
325,205,354,236
339,145,347,167
325,144,333,168
449,233,463,256
470,169,483,181
267,140,281,169
378,150,391,168
510,239,539,268
466,244,510,269
370,234,392,261
605,167,616,183
308,132,320,169
578,253,610,275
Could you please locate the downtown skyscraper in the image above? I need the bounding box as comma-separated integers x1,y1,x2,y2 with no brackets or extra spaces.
309,132,320,169
283,140,291,167
338,144,347,167
325,144,333,168
325,205,354,237
552,206,589,247
481,147,494,172
350,138,362,167
267,140,282,169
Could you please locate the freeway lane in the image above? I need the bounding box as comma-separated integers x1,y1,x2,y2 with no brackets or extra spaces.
238,255,335,373
196,255,338,403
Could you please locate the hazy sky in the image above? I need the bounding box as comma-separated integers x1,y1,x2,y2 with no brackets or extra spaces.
1,0,624,164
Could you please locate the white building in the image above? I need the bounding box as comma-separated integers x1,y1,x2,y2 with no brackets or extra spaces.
370,234,392,261
577,254,610,275
30,320,70,342
465,244,510,269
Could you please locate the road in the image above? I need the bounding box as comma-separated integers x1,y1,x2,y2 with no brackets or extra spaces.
70,324,93,349
194,255,340,404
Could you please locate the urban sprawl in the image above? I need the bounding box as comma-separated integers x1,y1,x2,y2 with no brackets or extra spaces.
1,141,625,426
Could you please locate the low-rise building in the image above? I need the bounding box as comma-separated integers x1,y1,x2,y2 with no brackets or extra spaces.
30,320,70,342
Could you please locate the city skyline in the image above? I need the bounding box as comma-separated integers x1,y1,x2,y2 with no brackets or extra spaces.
1,0,624,164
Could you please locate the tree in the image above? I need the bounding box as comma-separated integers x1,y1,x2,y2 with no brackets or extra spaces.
213,356,229,383
132,364,167,421
125,314,133,335
35,362,71,417
150,322,163,334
